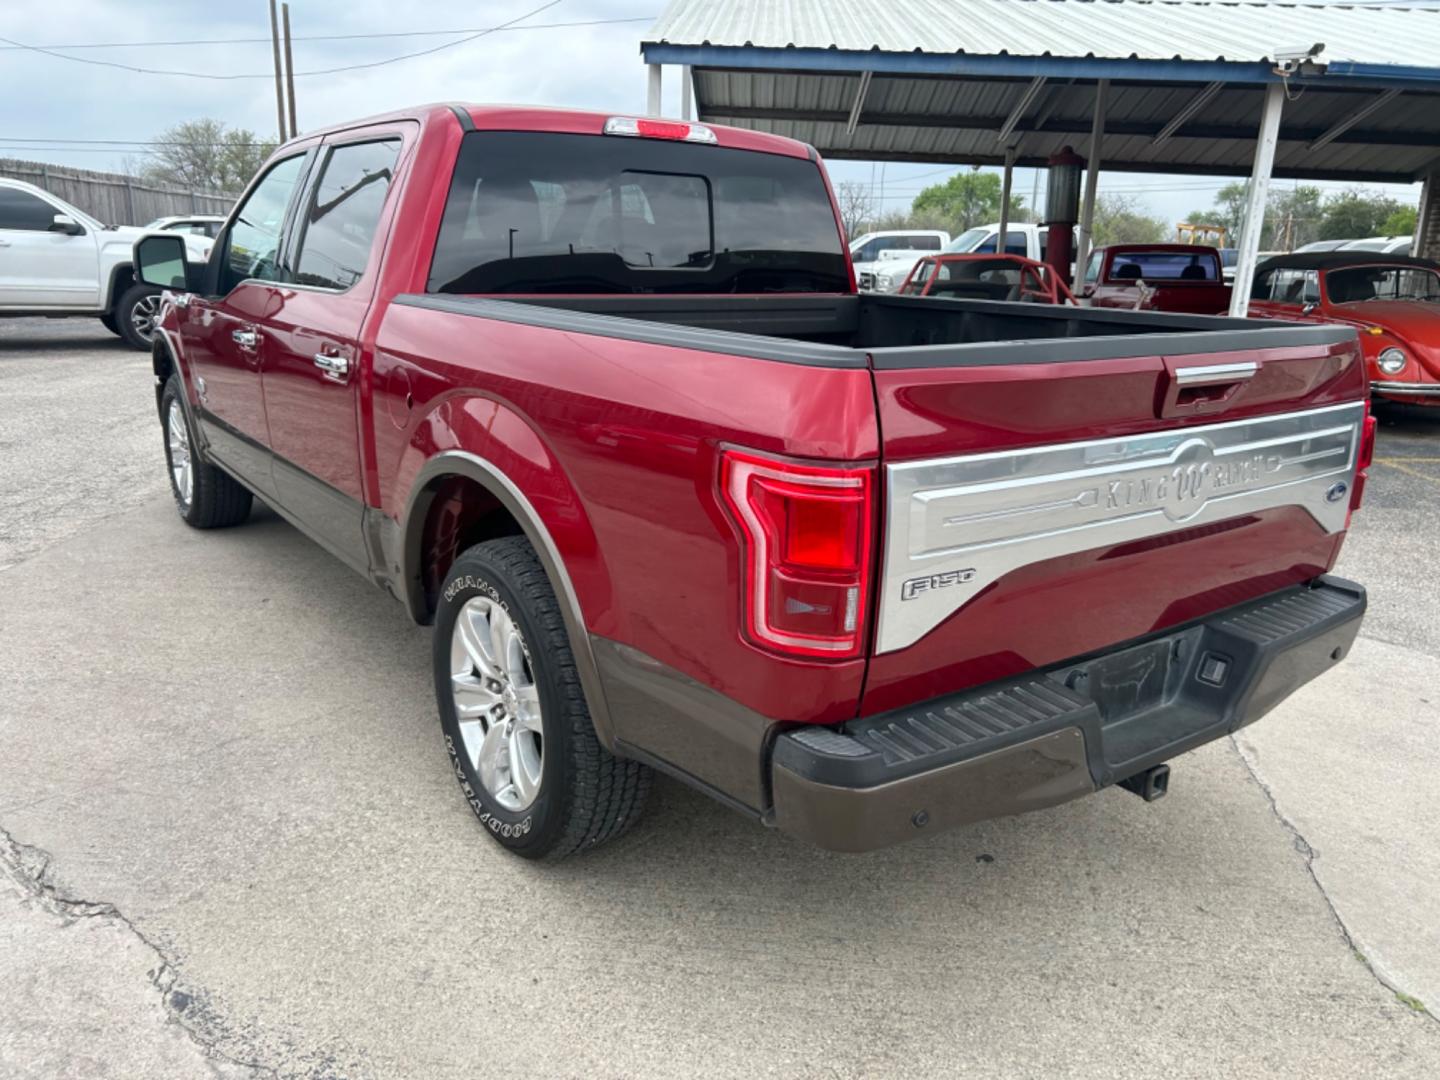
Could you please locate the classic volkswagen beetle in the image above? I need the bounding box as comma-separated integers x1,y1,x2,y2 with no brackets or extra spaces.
1248,252,1440,405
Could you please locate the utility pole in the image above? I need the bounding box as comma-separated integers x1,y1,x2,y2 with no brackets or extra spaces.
268,0,287,141
282,3,298,140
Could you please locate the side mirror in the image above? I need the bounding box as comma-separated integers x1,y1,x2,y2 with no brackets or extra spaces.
1301,301,1318,315
134,233,200,292
49,213,85,236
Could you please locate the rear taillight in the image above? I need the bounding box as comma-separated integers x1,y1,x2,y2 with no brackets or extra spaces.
1349,400,1377,520
720,449,874,659
603,116,718,143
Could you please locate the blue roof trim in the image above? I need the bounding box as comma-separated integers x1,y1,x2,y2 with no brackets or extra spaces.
1326,61,1440,84
642,43,1440,89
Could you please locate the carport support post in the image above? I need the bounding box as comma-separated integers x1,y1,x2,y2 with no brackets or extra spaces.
1229,82,1286,317
998,148,1015,251
646,64,663,117
1077,79,1108,280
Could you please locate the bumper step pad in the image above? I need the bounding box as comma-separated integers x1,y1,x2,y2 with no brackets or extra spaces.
775,576,1366,795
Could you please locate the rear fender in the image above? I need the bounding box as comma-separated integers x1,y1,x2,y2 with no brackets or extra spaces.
394,393,615,747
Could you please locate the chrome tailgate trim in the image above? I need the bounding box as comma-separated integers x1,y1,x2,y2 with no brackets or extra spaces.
876,402,1365,654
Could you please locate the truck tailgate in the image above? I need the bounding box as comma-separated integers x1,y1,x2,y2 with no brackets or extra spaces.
862,330,1368,714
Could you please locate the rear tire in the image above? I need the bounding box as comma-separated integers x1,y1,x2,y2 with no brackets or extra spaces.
434,537,651,859
115,283,163,351
160,374,252,529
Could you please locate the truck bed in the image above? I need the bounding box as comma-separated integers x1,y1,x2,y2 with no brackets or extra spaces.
397,291,1353,368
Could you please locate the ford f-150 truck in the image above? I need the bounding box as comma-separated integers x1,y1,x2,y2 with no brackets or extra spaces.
133,104,1373,860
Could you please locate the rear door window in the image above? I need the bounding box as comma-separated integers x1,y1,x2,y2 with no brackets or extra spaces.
428,131,847,294
291,139,400,290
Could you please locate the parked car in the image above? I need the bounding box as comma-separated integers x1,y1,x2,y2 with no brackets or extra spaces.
1219,247,1238,284
1248,251,1440,404
867,222,1073,293
145,214,227,240
849,229,949,291
1295,240,1350,254
0,178,209,348
1081,243,1232,314
897,253,1078,304
1338,235,1413,256
134,103,1370,859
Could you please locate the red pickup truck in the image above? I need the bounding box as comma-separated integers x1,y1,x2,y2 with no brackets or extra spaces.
1082,243,1232,314
133,104,1372,859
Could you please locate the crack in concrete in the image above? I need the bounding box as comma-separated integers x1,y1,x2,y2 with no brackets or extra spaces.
0,823,279,1078
1229,736,1437,1025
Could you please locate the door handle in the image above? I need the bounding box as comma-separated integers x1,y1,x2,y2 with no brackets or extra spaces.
313,350,350,383
231,327,258,351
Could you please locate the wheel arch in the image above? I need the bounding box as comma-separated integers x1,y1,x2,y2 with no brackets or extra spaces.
399,451,617,749
105,262,135,312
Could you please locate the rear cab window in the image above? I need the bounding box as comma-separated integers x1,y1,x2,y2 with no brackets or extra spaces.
428,132,848,294
1105,250,1219,283
291,138,401,290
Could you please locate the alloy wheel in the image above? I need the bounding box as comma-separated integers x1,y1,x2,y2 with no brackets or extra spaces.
450,596,544,811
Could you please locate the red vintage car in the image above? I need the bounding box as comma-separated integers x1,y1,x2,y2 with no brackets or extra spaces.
1248,252,1440,405
897,253,1078,304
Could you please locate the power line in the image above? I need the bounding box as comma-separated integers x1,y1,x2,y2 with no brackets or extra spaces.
0,0,573,81
0,17,657,51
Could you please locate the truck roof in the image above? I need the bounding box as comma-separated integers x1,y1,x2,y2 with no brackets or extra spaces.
278,102,816,160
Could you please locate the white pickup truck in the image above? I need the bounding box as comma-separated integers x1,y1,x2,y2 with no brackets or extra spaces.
0,178,213,349
865,222,1077,292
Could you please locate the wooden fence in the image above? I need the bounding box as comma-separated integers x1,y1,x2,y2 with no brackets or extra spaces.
0,158,235,226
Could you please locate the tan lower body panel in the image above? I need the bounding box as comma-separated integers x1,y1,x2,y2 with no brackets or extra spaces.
771,727,1094,853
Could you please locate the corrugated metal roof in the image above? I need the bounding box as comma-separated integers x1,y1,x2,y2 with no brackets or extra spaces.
645,0,1440,71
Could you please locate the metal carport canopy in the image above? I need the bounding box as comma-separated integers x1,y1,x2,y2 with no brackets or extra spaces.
640,0,1440,184
640,0,1440,314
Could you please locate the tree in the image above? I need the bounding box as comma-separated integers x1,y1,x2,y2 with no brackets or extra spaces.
912,171,1027,233
140,119,276,193
834,181,875,241
1381,205,1418,237
1319,189,1405,241
1090,194,1167,246
1267,185,1324,250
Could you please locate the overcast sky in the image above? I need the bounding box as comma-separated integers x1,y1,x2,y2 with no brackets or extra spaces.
1,0,1421,228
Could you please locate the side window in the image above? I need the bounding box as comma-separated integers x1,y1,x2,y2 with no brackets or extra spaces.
221,154,307,293
0,187,60,232
915,236,942,251
292,139,400,291
1084,250,1103,284
1004,230,1027,256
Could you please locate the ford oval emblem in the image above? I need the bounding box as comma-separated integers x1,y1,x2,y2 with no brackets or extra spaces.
1326,481,1349,503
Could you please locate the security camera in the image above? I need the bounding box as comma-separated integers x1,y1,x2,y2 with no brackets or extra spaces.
1272,43,1324,76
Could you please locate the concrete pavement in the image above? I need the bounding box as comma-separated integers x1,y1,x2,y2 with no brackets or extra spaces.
2,320,1438,1078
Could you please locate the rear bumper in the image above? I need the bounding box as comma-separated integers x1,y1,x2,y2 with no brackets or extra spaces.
1372,380,1440,399
771,576,1365,852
